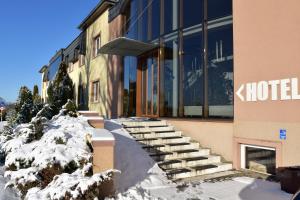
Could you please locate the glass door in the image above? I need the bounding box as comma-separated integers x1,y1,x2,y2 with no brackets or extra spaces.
140,51,159,117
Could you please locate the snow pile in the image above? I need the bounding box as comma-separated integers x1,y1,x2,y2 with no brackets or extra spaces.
0,113,117,198
26,169,117,200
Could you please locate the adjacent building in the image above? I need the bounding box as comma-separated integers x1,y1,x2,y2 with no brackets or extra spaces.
40,0,300,175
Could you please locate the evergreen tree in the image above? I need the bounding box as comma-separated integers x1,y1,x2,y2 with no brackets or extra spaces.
47,62,74,112
15,86,34,124
33,85,39,98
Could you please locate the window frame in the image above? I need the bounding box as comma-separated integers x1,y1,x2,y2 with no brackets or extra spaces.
91,80,100,103
93,34,101,58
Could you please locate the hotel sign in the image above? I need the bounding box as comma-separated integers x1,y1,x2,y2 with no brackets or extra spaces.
236,78,300,102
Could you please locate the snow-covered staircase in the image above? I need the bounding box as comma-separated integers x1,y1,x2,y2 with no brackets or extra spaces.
122,119,232,180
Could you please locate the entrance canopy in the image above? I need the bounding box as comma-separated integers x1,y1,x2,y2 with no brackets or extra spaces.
99,37,158,56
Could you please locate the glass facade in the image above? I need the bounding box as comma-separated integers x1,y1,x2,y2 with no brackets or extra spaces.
122,0,233,118
48,55,63,81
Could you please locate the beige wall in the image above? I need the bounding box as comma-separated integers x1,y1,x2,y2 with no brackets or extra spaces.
165,119,234,162
85,9,110,117
233,0,300,167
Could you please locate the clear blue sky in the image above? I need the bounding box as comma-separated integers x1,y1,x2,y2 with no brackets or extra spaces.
0,0,100,102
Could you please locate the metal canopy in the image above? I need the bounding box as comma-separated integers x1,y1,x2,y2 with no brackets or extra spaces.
99,37,158,56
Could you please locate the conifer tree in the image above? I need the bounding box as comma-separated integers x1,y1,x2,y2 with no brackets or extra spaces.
47,62,74,113
15,86,33,124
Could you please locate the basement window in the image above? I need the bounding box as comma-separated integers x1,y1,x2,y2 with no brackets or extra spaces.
241,144,276,175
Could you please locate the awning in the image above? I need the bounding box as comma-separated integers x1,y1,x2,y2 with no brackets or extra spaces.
99,37,158,56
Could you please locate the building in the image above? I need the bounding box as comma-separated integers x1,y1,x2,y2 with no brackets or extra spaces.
40,0,300,175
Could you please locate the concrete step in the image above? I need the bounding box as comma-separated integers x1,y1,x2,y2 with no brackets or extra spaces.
126,126,175,134
166,163,233,180
132,131,182,139
122,120,168,128
159,155,221,170
136,136,190,145
150,148,210,161
78,110,99,117
142,142,200,153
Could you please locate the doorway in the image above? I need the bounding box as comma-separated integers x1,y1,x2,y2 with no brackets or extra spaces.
137,50,159,117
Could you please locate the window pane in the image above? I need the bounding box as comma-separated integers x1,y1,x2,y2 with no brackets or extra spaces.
153,56,158,115
162,37,179,117
164,0,178,34
125,0,138,39
208,0,232,21
208,24,233,118
147,58,153,114
123,56,137,117
182,32,203,117
151,0,160,39
139,0,149,42
183,0,203,28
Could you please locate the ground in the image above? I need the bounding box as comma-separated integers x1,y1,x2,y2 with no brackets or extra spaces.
105,120,293,200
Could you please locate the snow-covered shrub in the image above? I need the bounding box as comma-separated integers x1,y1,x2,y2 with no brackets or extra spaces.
3,114,95,197
25,169,118,200
62,99,78,117
35,104,55,120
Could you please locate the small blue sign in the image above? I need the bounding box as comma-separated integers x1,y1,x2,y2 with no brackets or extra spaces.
280,129,287,140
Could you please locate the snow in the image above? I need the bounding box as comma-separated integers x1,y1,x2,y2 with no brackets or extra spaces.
25,169,118,200
105,120,292,200
0,122,6,131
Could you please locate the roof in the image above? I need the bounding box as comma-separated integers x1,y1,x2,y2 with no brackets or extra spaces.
39,65,48,73
78,0,118,30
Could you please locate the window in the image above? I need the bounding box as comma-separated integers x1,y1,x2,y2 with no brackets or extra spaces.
151,0,160,39
91,81,100,102
208,24,233,117
163,0,178,34
182,0,203,28
182,32,203,117
93,35,101,57
79,54,85,66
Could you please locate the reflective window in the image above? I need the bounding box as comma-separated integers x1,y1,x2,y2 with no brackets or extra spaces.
163,0,178,34
139,0,149,42
182,32,203,117
151,0,160,39
124,0,138,39
208,0,232,21
208,24,233,117
162,37,179,117
183,0,203,28
48,55,62,81
123,57,137,117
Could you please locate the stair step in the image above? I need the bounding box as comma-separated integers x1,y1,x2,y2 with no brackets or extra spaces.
175,149,199,154
126,126,175,134
136,136,190,145
132,131,182,139
183,156,208,162
168,142,190,146
166,168,192,179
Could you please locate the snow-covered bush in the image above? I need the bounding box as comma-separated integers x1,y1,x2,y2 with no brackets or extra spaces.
3,112,105,198
25,169,118,200
15,86,34,124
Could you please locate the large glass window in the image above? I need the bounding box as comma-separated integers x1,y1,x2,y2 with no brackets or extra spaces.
208,24,233,118
182,0,203,28
124,0,138,39
123,57,137,117
163,0,178,34
139,0,149,42
151,0,160,39
162,36,179,117
208,0,232,20
182,32,203,117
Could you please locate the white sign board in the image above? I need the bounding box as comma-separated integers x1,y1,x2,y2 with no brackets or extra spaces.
236,78,300,102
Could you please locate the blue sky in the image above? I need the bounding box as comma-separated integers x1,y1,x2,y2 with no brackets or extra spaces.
0,0,99,102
